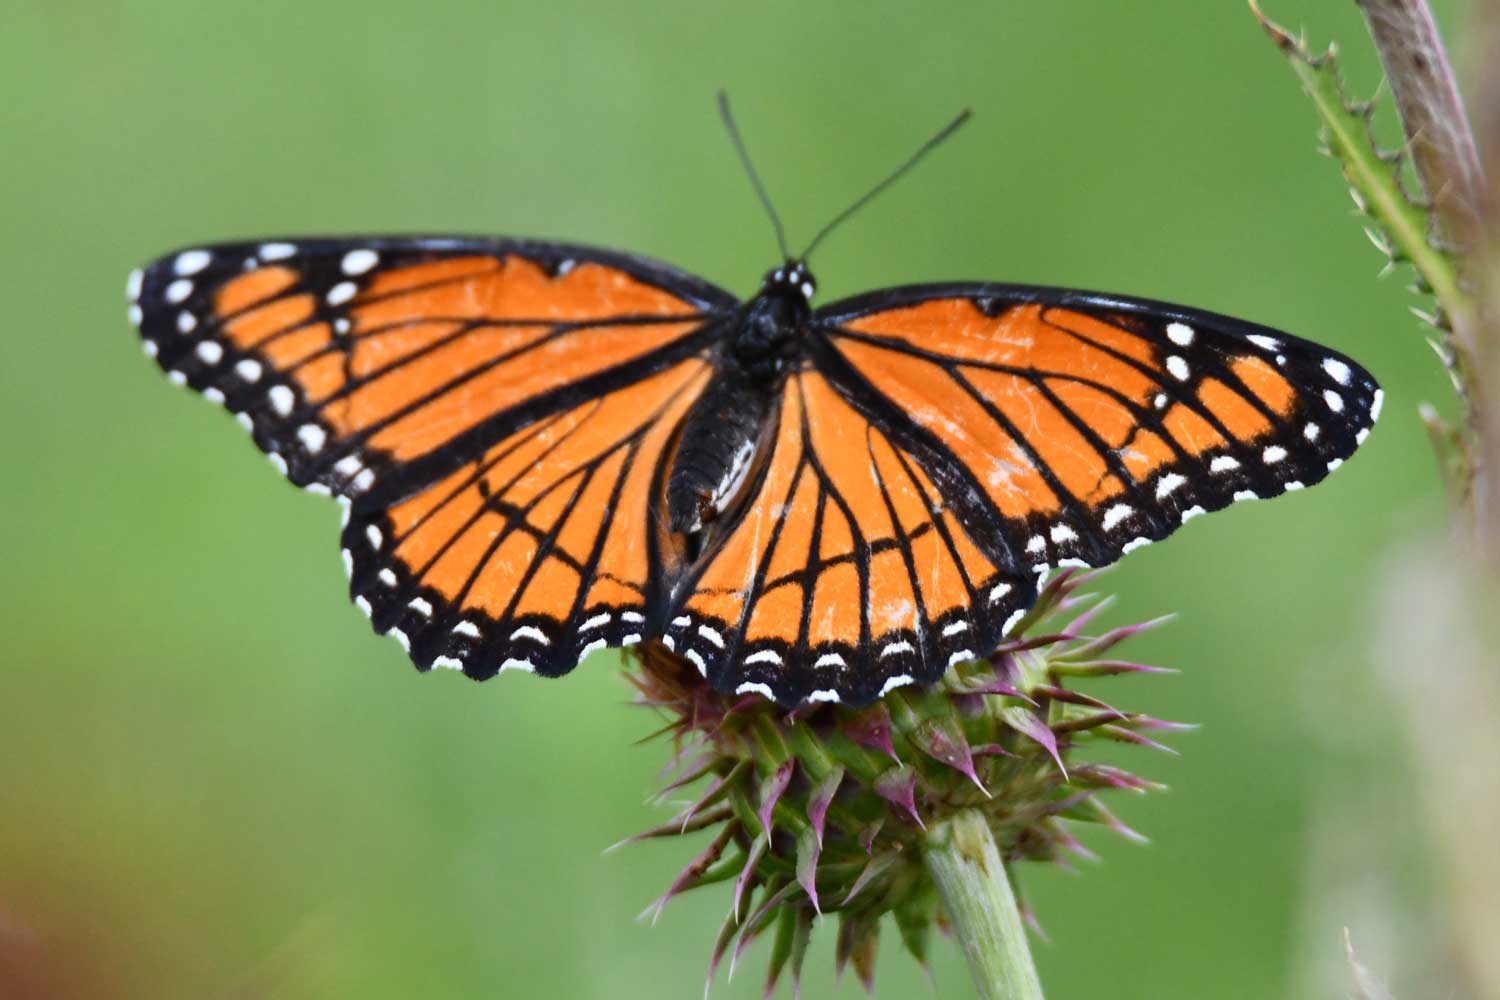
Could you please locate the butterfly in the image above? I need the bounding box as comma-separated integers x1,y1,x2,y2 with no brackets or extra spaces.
127,99,1380,707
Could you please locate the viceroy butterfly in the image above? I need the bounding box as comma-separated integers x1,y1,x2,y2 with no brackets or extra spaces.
127,100,1379,707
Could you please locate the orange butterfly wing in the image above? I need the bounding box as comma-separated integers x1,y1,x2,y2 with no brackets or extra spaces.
664,286,1379,705
667,370,1038,705
131,239,730,499
815,287,1380,571
131,238,735,678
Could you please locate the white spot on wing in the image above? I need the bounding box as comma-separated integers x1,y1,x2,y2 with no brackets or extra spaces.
1322,358,1352,385
947,649,976,667
174,249,212,276
258,242,296,261
1210,456,1239,473
298,424,327,453
1180,505,1206,523
1050,524,1077,544
581,613,610,631
1370,389,1384,422
1247,334,1280,352
942,621,969,637
744,650,782,666
879,674,915,697
814,653,846,669
696,624,725,648
165,279,193,304
1121,536,1152,554
433,655,463,671
1156,472,1186,498
452,619,480,637
235,359,262,382
988,582,1012,604
807,689,841,703
177,311,198,334
880,641,915,659
736,681,775,699
341,249,379,275
268,384,294,416
326,281,357,306
1102,503,1133,531
1002,609,1026,634
1166,322,1195,346
1262,445,1287,464
1324,389,1345,413
410,597,433,617
510,625,550,646
126,268,143,301
1166,355,1190,381
365,524,382,549
195,341,223,364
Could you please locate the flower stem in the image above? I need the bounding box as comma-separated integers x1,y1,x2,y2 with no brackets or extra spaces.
923,809,1045,1000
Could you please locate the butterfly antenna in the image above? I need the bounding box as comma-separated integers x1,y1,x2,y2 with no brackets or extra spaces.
801,108,972,260
718,91,792,261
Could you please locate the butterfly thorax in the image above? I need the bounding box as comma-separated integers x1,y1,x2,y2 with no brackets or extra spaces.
731,261,816,379
664,262,816,537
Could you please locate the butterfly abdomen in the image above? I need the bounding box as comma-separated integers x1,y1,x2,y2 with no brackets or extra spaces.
666,364,778,534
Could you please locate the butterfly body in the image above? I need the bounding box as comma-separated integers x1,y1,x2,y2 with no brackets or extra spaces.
130,236,1380,706
667,261,815,535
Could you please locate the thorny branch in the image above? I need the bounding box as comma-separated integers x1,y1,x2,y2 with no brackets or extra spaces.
1355,0,1499,559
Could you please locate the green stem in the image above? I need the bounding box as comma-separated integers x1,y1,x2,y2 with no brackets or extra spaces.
923,809,1045,1000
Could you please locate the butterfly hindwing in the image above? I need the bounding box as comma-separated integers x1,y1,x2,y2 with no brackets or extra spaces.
343,358,714,679
667,370,1039,706
812,284,1381,574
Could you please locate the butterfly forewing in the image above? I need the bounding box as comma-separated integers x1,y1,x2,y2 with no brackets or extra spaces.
810,285,1381,576
129,238,734,501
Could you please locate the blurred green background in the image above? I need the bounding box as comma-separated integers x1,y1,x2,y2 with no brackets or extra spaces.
1,2,1469,997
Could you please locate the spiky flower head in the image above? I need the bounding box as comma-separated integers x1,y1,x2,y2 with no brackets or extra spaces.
620,570,1186,995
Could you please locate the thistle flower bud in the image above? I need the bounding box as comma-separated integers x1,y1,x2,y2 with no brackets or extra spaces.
621,570,1182,995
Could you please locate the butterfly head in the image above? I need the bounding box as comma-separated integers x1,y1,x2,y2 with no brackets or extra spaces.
762,260,816,303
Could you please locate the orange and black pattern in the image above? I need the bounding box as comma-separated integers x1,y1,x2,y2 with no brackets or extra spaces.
670,371,1039,704
811,285,1381,572
131,242,1380,706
